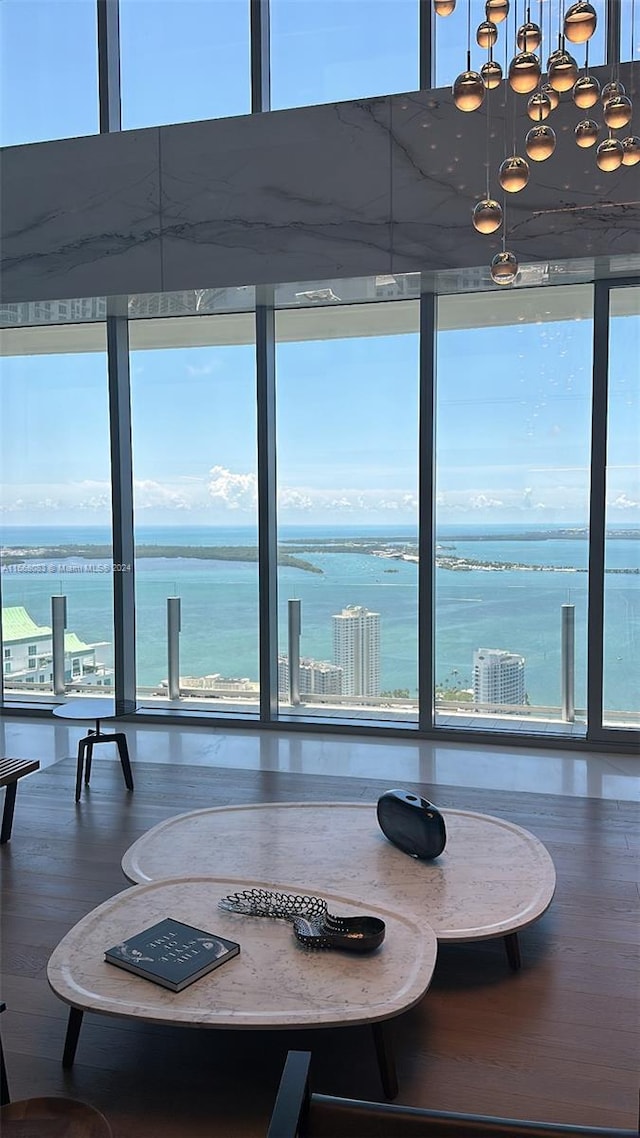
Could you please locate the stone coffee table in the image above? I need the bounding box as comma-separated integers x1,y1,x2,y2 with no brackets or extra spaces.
122,802,556,970
47,875,437,1099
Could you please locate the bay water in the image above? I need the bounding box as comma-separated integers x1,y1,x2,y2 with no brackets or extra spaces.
1,524,638,714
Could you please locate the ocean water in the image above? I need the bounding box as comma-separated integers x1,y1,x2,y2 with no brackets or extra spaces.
1,524,638,714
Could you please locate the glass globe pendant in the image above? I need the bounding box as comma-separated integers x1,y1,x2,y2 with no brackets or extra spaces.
541,83,560,110
486,0,509,24
482,58,503,88
603,95,633,130
563,2,597,44
526,124,556,160
491,250,519,285
509,51,541,94
472,198,503,233
574,119,599,147
434,0,456,15
477,20,498,48
573,74,600,108
527,91,551,120
601,81,625,104
621,136,640,166
499,155,530,192
517,21,541,51
548,49,579,91
596,137,624,171
453,66,486,111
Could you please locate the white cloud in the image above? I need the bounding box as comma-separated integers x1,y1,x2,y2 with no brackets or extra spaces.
468,493,504,510
207,466,257,511
278,488,313,511
609,492,640,511
186,362,218,377
134,479,192,511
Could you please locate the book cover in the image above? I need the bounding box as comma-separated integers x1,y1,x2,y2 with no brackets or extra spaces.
104,917,240,992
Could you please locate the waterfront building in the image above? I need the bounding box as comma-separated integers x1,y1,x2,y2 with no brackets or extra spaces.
332,606,381,697
173,674,259,697
473,649,526,707
278,654,343,698
1,606,111,689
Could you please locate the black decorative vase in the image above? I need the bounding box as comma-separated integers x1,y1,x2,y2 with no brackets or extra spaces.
376,789,447,859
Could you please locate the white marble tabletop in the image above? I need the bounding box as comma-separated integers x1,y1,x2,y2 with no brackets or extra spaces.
47,876,437,1029
122,803,556,943
52,699,117,722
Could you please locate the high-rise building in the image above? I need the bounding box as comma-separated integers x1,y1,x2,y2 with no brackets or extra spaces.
278,655,343,698
473,649,526,707
332,606,381,697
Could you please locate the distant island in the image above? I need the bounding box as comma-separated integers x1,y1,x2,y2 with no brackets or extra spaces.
2,531,638,578
0,544,323,575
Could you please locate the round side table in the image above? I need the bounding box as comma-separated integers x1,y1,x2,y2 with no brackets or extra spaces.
52,700,134,802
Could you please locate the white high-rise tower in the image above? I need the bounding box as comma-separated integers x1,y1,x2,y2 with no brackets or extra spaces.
332,605,381,697
473,648,526,706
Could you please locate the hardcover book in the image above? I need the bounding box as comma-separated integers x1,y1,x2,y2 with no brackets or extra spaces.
104,917,240,992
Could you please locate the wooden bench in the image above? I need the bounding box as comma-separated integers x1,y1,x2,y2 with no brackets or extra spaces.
267,1051,638,1138
0,759,40,844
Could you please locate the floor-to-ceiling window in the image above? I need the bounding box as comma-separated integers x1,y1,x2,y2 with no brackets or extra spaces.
129,305,259,712
275,300,420,723
603,285,640,729
434,286,594,734
119,0,251,129
1,277,637,752
0,320,113,703
270,0,419,109
0,0,99,147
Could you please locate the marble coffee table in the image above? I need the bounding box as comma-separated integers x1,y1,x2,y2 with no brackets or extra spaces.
47,875,437,1099
122,803,556,970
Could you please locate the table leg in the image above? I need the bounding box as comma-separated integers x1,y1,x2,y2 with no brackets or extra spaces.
115,733,134,791
84,737,95,785
75,741,87,802
504,932,521,971
62,1007,84,1068
372,1021,398,1100
0,782,18,844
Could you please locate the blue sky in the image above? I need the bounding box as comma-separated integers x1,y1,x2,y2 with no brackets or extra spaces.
1,0,623,146
0,2,638,528
1,306,638,526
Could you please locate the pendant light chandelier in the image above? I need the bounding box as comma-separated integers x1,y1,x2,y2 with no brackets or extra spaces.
435,0,638,286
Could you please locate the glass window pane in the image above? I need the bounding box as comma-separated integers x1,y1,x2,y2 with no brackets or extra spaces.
129,316,259,712
271,0,419,110
120,0,251,130
603,286,640,729
621,0,639,63
1,325,113,704
434,0,606,90
434,285,593,734
0,0,98,147
275,302,419,724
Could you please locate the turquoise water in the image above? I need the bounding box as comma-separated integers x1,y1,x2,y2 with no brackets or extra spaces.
1,524,638,713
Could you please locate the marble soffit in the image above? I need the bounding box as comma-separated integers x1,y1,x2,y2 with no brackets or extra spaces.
1,62,639,307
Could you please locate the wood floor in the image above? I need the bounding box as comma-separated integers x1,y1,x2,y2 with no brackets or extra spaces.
1,756,638,1137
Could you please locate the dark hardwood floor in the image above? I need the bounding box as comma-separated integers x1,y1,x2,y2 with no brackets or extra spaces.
1,756,638,1137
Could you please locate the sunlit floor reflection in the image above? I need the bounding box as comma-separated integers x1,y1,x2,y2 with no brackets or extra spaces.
0,714,637,802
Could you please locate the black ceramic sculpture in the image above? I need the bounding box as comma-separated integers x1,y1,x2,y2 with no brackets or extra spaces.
376,789,447,859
